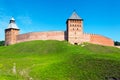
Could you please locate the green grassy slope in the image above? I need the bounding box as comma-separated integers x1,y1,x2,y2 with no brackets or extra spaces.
0,40,120,80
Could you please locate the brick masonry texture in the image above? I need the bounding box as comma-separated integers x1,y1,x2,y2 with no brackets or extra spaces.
90,34,114,46
15,31,113,46
16,31,65,43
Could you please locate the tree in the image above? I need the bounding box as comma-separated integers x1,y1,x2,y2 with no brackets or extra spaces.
114,41,120,46
0,41,5,46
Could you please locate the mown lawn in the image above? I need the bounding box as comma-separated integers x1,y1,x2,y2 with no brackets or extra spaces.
0,40,120,80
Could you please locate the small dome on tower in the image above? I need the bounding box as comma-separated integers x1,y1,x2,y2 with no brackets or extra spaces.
7,17,19,29
11,17,15,21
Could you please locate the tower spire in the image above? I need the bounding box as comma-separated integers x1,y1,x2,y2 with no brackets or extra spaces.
69,11,82,20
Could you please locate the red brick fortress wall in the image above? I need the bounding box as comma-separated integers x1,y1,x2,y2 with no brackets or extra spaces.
90,34,114,46
5,29,19,45
16,31,65,43
16,32,114,46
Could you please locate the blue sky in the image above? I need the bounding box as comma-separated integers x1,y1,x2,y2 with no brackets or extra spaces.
0,0,120,41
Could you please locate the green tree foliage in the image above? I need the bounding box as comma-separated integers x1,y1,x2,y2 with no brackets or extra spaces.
0,41,5,46
114,41,120,46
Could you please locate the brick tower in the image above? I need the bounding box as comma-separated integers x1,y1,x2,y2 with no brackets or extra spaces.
5,17,19,45
66,11,83,44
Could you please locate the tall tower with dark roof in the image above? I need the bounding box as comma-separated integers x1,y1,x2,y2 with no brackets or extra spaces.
66,11,83,44
5,17,20,45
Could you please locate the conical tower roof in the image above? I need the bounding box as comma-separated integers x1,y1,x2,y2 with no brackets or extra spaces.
7,17,19,29
69,11,82,19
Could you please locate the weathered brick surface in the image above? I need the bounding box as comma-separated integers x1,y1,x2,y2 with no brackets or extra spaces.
6,30,114,46
16,31,65,43
5,29,19,45
66,19,83,44
89,34,114,46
